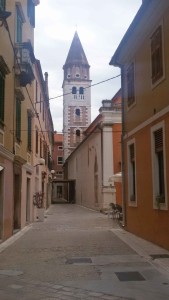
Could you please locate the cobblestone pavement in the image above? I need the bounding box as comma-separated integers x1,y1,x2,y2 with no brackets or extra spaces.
0,204,169,299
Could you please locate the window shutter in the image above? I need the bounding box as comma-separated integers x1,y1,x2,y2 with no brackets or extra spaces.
0,71,5,122
130,144,135,161
0,0,5,11
154,128,163,152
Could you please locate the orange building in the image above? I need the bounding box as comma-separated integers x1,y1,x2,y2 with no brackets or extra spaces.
110,1,169,250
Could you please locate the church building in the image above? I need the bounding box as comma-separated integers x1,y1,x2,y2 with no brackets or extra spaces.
62,32,91,161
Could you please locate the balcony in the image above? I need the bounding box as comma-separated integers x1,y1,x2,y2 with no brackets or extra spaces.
15,42,35,86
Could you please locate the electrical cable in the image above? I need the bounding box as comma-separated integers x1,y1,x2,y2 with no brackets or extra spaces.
49,74,121,101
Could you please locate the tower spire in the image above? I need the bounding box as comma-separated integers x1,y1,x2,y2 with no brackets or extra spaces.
62,32,92,160
63,31,90,68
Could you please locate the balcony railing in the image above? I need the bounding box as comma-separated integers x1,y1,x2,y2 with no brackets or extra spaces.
14,42,35,86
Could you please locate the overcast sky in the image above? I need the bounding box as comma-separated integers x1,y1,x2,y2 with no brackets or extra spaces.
35,0,142,132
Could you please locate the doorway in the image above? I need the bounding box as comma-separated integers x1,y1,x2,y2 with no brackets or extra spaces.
0,169,4,239
26,177,30,223
13,174,21,231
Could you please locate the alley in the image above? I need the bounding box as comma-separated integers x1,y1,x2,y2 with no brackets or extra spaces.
0,204,169,300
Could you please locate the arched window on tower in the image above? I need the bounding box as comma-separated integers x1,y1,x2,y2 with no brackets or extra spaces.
79,87,84,99
76,129,81,144
75,108,80,116
72,86,77,94
72,86,77,99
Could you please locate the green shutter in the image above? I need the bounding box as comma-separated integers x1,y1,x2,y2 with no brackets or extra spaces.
16,98,21,141
27,114,32,151
16,7,22,43
0,0,6,11
0,71,5,123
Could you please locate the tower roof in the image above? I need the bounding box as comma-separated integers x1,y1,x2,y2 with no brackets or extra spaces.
64,31,90,67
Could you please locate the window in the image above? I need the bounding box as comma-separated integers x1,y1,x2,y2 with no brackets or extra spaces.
79,87,84,94
43,142,47,163
16,98,21,142
58,146,63,150
79,87,84,99
67,74,71,78
128,140,137,205
56,171,63,175
0,70,5,125
76,129,81,144
16,5,23,43
57,156,63,165
27,0,35,27
35,128,38,154
27,112,32,151
127,63,135,108
0,0,5,11
72,86,77,94
35,81,38,102
151,123,167,209
40,137,42,158
0,57,10,128
75,74,80,78
75,108,80,116
151,26,163,85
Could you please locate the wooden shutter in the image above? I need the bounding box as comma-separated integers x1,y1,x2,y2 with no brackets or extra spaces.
0,71,5,122
130,144,135,162
154,128,163,152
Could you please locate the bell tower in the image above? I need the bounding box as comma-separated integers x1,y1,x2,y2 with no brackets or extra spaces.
62,31,91,161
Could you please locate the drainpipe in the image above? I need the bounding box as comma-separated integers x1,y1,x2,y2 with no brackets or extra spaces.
120,65,126,227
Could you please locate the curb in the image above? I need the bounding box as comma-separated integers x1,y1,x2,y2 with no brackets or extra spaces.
0,224,32,253
110,228,169,276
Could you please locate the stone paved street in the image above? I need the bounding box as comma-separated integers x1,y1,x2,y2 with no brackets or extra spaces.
0,204,169,299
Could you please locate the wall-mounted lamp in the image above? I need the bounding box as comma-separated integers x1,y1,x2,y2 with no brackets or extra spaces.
51,170,55,175
34,158,45,167
0,11,11,28
0,166,4,172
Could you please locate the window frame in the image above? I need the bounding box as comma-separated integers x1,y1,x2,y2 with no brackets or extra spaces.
0,70,5,126
57,156,63,165
16,97,21,143
35,128,38,154
127,139,137,207
16,5,23,43
58,146,63,150
0,0,5,11
27,0,35,28
126,62,136,109
151,121,167,210
150,24,165,88
27,112,32,152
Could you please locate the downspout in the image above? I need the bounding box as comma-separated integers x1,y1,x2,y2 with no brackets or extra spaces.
120,65,126,227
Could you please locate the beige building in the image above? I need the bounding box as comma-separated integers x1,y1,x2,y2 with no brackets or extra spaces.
64,94,121,211
0,0,53,240
110,0,169,250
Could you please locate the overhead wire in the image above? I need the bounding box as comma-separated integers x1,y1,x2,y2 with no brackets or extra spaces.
48,74,121,101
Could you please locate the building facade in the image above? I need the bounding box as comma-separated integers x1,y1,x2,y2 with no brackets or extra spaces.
52,131,64,202
64,92,122,211
110,0,169,250
0,0,53,240
62,32,91,161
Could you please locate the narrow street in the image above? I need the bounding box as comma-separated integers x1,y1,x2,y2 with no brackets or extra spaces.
0,204,169,300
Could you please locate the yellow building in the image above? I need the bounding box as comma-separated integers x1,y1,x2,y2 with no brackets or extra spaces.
0,0,53,240
110,0,169,250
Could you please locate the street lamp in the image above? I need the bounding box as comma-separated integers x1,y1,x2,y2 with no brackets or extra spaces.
34,158,45,167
